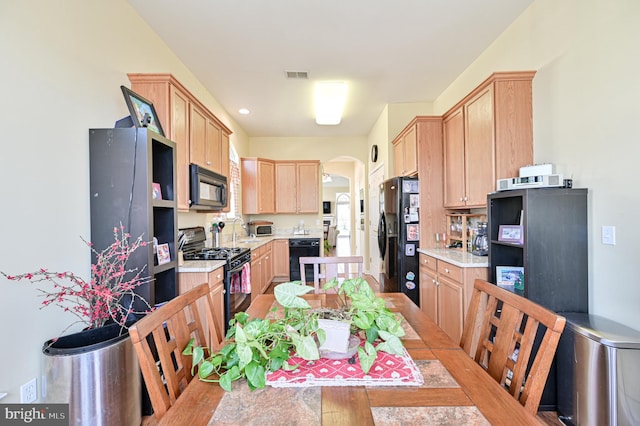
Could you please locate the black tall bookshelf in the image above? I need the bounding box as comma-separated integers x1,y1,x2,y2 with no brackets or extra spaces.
89,128,178,310
488,188,588,312
488,187,588,410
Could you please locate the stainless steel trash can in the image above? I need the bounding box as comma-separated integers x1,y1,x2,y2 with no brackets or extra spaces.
557,313,640,426
41,324,141,426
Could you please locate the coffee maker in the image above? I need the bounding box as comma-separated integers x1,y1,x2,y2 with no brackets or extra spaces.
472,222,488,256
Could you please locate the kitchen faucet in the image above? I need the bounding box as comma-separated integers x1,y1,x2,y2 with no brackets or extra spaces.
232,217,246,245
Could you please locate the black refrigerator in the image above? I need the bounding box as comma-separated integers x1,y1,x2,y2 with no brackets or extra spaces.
377,176,420,305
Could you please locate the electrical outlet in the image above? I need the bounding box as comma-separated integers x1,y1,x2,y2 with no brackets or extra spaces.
20,378,37,403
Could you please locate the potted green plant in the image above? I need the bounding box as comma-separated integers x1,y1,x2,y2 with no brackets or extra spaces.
184,277,406,391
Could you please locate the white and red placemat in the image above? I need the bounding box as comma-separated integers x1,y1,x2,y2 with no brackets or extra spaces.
266,339,424,388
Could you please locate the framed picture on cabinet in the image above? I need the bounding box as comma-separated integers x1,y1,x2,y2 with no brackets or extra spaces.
498,225,524,244
496,266,524,291
120,86,165,136
152,182,162,200
157,243,170,265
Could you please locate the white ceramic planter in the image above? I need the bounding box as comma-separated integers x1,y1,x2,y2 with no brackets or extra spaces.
317,319,351,353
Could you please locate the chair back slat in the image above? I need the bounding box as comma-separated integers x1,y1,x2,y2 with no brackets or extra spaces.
299,256,364,293
460,279,566,415
129,283,220,420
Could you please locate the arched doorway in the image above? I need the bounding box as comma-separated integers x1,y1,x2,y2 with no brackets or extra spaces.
336,193,351,235
335,193,351,255
322,157,364,258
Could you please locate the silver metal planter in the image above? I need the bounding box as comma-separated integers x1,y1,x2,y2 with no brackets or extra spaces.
41,323,141,426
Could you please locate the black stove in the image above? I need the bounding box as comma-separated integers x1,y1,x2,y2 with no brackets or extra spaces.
180,227,250,266
179,226,253,333
184,246,248,261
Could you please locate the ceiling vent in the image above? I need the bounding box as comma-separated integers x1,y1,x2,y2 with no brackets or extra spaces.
285,71,309,79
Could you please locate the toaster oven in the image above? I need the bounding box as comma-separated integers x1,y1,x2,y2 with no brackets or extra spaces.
248,221,273,236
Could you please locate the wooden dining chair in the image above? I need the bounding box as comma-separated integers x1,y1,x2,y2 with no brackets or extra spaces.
459,278,566,415
299,256,363,293
129,283,221,421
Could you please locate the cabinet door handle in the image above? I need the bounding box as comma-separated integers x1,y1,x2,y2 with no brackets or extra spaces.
444,268,450,273
206,161,211,165
222,289,226,294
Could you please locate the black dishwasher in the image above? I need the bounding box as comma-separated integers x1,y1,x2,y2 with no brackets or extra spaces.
289,238,321,281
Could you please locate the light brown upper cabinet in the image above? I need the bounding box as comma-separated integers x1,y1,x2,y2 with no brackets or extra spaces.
413,116,445,249
128,74,232,212
393,124,418,177
241,158,275,214
443,71,534,209
190,104,225,176
275,161,320,214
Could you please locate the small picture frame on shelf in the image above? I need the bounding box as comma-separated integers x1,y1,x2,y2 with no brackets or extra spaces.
498,225,524,244
496,266,524,291
157,243,170,265
152,182,162,200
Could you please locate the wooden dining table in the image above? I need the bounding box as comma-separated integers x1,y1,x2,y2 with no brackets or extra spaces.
157,293,541,425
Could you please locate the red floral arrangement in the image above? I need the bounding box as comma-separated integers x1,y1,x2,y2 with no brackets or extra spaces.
1,224,153,335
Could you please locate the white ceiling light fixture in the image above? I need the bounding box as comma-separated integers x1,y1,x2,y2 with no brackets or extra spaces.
314,81,347,125
238,108,250,115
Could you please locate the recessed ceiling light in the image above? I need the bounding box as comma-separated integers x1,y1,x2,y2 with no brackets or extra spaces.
238,108,250,115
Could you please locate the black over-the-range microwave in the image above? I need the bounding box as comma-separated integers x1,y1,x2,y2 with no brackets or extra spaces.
189,164,228,210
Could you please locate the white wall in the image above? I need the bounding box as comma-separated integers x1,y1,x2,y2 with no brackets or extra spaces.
433,0,640,330
0,0,248,402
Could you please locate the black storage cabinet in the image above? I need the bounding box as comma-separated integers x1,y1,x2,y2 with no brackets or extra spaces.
487,188,588,410
89,128,178,416
89,128,178,309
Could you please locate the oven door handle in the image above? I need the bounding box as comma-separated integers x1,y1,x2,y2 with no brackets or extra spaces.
227,261,248,276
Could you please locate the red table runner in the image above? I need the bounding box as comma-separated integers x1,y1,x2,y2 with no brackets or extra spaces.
266,341,424,388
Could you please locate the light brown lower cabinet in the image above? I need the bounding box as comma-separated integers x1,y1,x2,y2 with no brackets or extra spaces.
251,247,263,298
178,266,225,349
272,239,290,282
262,242,273,293
419,253,487,342
250,242,274,296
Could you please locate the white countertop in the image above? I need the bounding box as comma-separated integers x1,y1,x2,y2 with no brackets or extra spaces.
231,232,323,249
178,259,226,273
417,248,489,268
178,233,324,273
